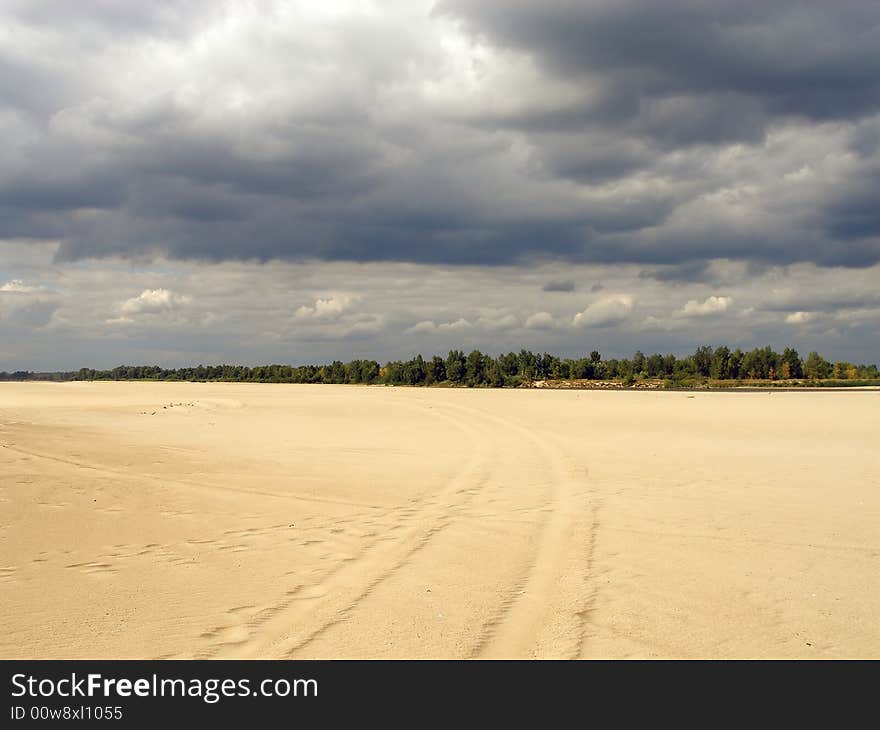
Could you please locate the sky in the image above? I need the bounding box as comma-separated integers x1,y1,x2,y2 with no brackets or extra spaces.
2,0,879,370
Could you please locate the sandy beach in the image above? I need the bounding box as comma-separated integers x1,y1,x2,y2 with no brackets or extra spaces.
1,382,877,658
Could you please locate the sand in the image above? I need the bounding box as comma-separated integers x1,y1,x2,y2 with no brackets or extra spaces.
1,382,878,658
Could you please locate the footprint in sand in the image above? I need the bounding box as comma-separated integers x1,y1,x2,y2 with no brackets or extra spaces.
36,501,69,510
65,561,118,577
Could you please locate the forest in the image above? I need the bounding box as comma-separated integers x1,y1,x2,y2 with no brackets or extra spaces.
2,345,878,387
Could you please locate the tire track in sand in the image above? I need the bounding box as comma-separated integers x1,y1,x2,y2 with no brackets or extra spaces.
217,402,496,658
437,398,599,658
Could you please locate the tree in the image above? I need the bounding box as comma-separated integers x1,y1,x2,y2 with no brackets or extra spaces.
403,355,426,385
485,359,504,387
498,352,519,378
803,351,832,380
542,353,563,379
425,356,446,385
446,350,466,384
740,349,760,379
710,346,730,379
517,349,538,382
833,361,854,380
646,353,664,377
693,345,713,377
727,349,744,379
781,348,803,379
465,350,485,386
570,358,593,379
675,354,697,376
326,360,346,383
632,350,646,375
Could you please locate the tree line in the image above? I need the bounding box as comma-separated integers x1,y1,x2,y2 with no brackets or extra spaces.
2,345,878,387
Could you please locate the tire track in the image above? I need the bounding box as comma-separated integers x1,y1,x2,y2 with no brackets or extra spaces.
437,398,598,658
217,402,496,658
4,394,600,658
3,407,493,659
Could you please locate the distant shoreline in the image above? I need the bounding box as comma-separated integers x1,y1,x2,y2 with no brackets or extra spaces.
2,345,877,390
2,379,878,392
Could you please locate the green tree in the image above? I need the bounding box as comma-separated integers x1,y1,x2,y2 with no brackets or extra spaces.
403,355,426,385
693,346,713,377
646,353,664,377
517,349,538,382
360,360,380,383
485,358,504,387
498,352,519,378
728,349,744,379
465,350,485,386
446,350,466,384
804,351,832,379
632,350,646,375
425,356,446,385
570,358,593,379
709,346,730,379
781,348,803,379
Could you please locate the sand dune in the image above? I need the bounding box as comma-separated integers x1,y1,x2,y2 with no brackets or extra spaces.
1,382,878,658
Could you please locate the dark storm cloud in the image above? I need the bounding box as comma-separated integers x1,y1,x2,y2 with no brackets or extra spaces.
440,0,880,126
639,260,773,286
528,131,652,183
0,0,879,270
0,176,126,211
542,279,575,292
821,168,880,241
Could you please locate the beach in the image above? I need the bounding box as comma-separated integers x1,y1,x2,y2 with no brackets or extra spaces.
1,382,877,658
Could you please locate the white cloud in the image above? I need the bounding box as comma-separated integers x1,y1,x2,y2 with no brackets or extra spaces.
105,316,134,326
572,295,634,328
408,312,515,334
0,279,38,293
294,295,355,320
681,295,732,316
639,314,686,331
476,313,518,330
340,316,385,337
405,320,436,334
120,288,191,315
785,310,814,324
287,294,383,339
525,311,555,329
438,318,473,331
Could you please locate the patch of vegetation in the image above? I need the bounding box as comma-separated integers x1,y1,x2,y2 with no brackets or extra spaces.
2,346,878,389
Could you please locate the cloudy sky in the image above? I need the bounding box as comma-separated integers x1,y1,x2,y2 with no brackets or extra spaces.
2,0,879,370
